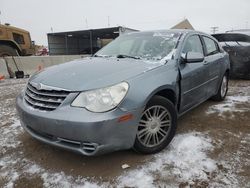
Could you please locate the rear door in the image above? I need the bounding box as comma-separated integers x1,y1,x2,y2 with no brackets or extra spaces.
179,34,209,113
201,36,222,96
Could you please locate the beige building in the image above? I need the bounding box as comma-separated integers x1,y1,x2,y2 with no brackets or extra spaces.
171,19,194,30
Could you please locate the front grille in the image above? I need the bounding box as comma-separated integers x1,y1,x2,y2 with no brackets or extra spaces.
24,83,70,111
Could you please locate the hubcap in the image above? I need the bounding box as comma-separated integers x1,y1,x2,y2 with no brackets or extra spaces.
221,75,228,97
137,105,171,147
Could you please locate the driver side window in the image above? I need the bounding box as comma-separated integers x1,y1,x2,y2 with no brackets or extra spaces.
182,35,204,55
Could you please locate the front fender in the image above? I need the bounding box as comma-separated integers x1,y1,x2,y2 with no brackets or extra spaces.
119,62,179,111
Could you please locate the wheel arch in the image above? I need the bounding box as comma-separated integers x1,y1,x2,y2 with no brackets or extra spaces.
144,86,178,108
0,40,22,55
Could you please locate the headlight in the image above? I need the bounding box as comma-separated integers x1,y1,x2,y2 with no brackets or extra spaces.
71,82,129,112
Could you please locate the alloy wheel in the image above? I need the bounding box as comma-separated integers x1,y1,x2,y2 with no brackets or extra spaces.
137,105,172,147
221,75,228,97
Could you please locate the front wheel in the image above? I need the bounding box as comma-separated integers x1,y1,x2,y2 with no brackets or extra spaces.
211,73,228,101
0,45,19,57
133,96,177,154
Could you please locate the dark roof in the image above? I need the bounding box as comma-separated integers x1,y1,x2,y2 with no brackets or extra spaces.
226,29,250,36
212,33,250,43
47,26,138,39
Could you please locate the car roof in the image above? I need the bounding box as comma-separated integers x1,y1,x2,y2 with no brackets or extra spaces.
127,29,209,37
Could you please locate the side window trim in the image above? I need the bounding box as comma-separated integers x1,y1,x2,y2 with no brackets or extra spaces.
181,34,205,56
198,35,206,56
201,35,219,56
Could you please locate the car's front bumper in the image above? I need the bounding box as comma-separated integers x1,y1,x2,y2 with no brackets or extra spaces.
16,92,142,156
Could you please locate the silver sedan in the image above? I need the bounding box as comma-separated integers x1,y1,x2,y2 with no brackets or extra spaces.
16,30,230,155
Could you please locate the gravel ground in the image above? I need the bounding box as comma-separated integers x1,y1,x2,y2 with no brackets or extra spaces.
0,78,249,188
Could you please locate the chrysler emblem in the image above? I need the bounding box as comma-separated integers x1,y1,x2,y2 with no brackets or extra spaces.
36,83,42,90
32,82,42,90
30,82,43,90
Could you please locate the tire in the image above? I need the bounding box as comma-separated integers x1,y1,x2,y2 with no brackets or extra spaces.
211,73,228,101
0,45,18,57
0,45,19,78
133,95,177,154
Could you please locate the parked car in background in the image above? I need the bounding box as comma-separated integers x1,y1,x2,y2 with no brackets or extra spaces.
16,30,230,156
36,47,49,56
213,30,250,79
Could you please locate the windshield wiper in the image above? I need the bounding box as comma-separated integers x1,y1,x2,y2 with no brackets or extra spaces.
116,54,141,60
93,54,111,58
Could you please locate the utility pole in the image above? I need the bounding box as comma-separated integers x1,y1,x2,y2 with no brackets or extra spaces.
108,16,110,27
211,26,219,34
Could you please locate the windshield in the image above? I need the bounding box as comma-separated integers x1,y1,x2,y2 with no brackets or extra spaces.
95,31,181,61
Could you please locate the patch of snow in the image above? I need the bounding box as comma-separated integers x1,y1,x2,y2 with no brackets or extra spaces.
121,164,130,169
2,155,106,188
118,132,216,187
228,96,249,102
0,118,23,154
160,49,177,63
5,172,19,188
25,164,41,174
29,166,106,188
206,96,250,116
0,156,20,188
153,32,175,38
118,169,154,188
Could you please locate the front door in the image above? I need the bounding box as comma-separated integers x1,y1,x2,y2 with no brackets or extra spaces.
179,34,209,113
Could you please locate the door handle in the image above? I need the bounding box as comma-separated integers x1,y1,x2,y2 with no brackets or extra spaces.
203,61,209,65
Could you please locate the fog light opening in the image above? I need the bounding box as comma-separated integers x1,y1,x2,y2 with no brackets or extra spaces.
82,142,98,153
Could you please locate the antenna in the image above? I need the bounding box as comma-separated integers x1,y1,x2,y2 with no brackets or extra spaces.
108,16,110,27
211,26,219,34
85,18,88,29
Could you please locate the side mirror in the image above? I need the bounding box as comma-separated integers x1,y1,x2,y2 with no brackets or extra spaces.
181,52,204,63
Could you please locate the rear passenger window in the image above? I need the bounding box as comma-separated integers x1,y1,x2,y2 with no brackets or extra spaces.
182,35,203,55
203,36,219,55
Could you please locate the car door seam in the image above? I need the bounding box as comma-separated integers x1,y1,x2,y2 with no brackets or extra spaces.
183,76,219,95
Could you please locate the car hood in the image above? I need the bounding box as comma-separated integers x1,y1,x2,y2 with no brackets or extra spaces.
29,57,164,91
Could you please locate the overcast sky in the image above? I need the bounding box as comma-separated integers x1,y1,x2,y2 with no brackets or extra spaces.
1,0,249,45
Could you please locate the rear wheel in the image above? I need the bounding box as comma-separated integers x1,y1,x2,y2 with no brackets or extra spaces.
212,73,228,101
133,96,177,154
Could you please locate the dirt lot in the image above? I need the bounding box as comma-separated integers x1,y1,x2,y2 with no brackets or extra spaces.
0,78,249,188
